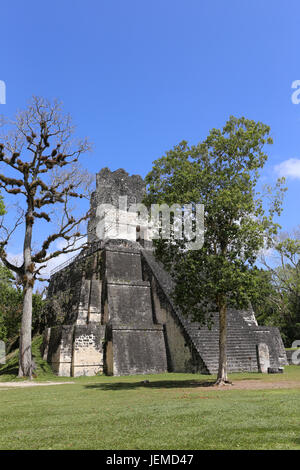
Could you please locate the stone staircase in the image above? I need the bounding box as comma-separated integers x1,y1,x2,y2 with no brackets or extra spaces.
44,242,287,376
142,248,287,374
184,310,260,373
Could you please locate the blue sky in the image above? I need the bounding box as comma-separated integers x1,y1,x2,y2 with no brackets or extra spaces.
1,0,300,273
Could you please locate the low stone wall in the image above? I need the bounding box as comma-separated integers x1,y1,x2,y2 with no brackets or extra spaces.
72,324,105,377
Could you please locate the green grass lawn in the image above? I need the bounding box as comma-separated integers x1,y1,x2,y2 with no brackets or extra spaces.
0,338,300,450
0,368,299,449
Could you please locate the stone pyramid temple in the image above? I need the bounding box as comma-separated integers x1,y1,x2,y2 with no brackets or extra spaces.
42,168,288,376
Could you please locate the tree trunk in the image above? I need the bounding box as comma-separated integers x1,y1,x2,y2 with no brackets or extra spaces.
215,302,230,385
18,281,33,378
18,209,34,379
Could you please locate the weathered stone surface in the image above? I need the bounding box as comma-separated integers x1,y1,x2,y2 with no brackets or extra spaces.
41,327,51,361
44,167,288,378
266,326,289,366
267,367,284,374
72,324,105,377
141,248,288,373
88,168,146,243
143,255,207,374
105,249,142,282
257,343,270,373
102,242,168,375
239,307,258,327
0,341,5,364
88,276,102,322
109,328,167,376
107,283,153,327
47,325,74,376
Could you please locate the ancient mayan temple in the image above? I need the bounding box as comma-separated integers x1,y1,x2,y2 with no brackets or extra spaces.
43,168,288,376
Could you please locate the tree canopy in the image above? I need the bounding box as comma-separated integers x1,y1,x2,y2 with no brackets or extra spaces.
145,116,286,384
258,234,300,346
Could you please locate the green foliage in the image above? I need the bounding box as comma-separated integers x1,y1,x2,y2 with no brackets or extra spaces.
0,335,53,380
258,237,300,346
0,265,22,343
0,192,5,217
250,268,280,325
0,264,45,347
145,116,286,322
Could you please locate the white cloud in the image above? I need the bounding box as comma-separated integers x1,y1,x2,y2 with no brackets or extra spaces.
7,252,23,268
275,158,300,180
6,236,87,280
42,251,76,277
41,236,87,277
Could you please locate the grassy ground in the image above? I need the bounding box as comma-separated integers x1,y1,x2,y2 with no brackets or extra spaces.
0,340,300,450
0,336,71,382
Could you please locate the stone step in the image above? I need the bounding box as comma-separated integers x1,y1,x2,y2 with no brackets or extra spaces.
142,249,286,374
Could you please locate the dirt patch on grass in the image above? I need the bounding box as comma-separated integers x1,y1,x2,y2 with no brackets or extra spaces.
203,380,300,391
0,381,74,388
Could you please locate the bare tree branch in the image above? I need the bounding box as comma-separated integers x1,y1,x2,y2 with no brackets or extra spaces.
0,96,93,377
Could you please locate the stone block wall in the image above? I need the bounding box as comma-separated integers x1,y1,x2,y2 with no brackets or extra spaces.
72,324,105,377
88,168,146,243
106,326,167,376
45,241,169,377
44,241,288,377
141,248,288,374
46,325,74,376
45,249,104,376
43,167,288,377
103,243,168,376
142,250,208,374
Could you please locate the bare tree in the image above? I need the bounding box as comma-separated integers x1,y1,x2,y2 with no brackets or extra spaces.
0,96,92,378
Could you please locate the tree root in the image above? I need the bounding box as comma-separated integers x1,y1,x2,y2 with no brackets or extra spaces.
214,378,233,386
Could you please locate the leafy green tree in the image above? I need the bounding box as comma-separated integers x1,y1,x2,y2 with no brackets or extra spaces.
0,264,45,351
260,236,300,346
0,264,22,345
249,268,281,325
145,116,285,385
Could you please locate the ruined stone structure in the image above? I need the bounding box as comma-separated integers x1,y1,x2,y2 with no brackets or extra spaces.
43,168,288,376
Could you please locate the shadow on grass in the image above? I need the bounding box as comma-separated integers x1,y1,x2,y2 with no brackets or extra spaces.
236,377,263,381
0,358,50,378
84,379,217,391
0,363,19,377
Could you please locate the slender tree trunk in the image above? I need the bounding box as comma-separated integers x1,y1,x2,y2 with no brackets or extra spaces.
18,209,34,379
215,301,230,385
18,281,33,378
